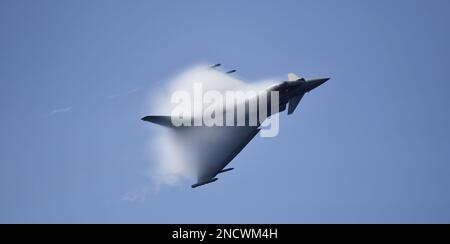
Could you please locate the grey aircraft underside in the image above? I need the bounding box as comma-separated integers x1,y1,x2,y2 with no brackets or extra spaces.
142,64,329,188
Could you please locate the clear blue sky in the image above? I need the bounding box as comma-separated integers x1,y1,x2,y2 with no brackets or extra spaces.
1,0,450,223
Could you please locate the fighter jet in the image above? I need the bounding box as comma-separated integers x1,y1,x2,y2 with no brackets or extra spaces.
142,67,329,188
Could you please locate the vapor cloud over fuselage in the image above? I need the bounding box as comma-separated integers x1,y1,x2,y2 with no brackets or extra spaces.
145,65,278,188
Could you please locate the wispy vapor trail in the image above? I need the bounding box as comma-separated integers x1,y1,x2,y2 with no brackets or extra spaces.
48,86,141,116
50,106,72,115
126,87,141,95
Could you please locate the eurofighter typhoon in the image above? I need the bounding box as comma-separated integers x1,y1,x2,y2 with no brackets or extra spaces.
142,64,329,188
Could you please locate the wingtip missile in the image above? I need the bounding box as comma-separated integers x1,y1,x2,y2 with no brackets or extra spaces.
218,168,234,174
210,63,221,69
191,178,218,188
226,70,236,74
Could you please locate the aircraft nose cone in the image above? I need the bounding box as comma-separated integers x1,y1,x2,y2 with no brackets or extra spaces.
315,77,330,85
305,77,329,92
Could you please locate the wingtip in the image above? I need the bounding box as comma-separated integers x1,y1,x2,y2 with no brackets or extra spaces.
191,178,218,188
210,63,221,69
